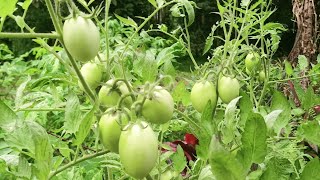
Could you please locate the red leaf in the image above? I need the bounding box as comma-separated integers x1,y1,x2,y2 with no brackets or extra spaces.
184,133,199,147
314,105,320,114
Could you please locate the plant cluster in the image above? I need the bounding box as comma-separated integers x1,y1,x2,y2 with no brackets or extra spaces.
0,0,320,180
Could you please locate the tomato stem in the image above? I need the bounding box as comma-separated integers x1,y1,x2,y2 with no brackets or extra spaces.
174,109,202,131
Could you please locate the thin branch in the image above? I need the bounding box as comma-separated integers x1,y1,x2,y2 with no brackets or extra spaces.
0,32,60,39
48,150,109,179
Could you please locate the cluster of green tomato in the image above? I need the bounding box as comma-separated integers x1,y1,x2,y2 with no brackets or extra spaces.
190,75,240,113
189,50,266,112
62,14,263,179
63,15,175,179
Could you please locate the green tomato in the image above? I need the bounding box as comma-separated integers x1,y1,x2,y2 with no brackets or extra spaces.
141,86,174,124
63,16,100,62
78,62,102,91
259,71,266,81
245,52,260,73
99,110,128,153
190,81,217,112
98,80,132,108
218,76,240,103
119,121,158,179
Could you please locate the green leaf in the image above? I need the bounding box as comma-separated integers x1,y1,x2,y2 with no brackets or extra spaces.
239,91,253,128
16,156,31,179
209,137,246,180
15,76,31,109
148,0,157,8
74,106,97,146
4,121,35,158
156,46,175,67
114,14,137,28
240,112,267,170
300,158,320,180
240,0,250,7
0,100,18,129
201,100,215,135
178,0,195,26
270,91,291,135
217,3,225,14
14,15,25,30
221,97,241,144
194,100,215,160
134,50,158,83
198,165,215,180
260,158,291,180
18,0,32,10
203,25,217,55
156,0,165,7
3,120,52,179
170,4,183,18
28,121,52,180
298,55,308,70
172,81,191,106
172,145,187,173
63,93,81,134
264,110,282,130
0,0,17,18
301,86,316,110
297,121,320,146
284,60,293,76
162,60,176,80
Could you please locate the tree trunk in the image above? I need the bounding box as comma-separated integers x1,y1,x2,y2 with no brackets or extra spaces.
288,0,317,64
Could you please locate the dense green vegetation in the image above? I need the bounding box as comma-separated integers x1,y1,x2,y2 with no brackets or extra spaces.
0,0,320,180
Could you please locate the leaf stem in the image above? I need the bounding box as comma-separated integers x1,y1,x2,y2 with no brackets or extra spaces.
48,150,109,179
182,9,199,69
174,109,201,130
268,73,320,84
0,32,60,39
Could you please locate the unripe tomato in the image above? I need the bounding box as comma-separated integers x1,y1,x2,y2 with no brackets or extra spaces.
99,110,128,153
78,62,102,91
218,76,240,103
259,71,266,81
63,16,100,62
245,52,260,74
98,80,132,108
119,121,158,179
141,86,174,124
190,81,217,112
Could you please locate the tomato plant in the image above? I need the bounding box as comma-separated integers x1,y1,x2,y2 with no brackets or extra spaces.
141,86,174,124
78,62,102,91
99,109,128,153
119,121,158,179
63,16,100,62
190,81,217,112
218,76,240,103
2,0,319,179
98,80,132,108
